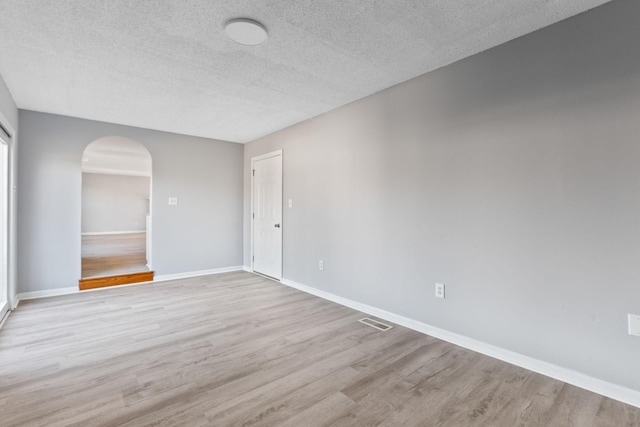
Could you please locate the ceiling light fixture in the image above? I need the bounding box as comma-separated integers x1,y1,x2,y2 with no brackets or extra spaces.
224,18,268,46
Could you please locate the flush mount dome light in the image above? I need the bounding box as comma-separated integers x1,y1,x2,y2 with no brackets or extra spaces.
224,18,268,46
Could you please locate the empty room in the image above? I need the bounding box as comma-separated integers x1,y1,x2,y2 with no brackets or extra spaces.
0,0,639,425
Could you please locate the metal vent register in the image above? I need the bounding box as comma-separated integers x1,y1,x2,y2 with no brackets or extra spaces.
358,317,393,331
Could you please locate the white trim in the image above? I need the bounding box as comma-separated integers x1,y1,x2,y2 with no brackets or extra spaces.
243,265,252,272
250,149,283,163
0,110,13,141
82,168,151,177
280,277,640,409
250,149,283,279
16,266,245,303
0,111,16,310
152,266,244,282
145,214,152,270
0,300,8,326
0,305,10,330
17,287,78,301
252,271,281,283
81,231,146,236
0,139,8,321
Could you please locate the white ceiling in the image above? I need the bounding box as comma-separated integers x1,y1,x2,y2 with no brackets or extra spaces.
0,0,610,143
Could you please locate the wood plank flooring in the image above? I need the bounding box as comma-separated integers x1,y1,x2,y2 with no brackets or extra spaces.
1,271,638,426
79,271,155,290
82,233,149,278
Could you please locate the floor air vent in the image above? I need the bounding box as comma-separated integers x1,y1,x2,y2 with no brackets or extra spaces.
359,317,393,331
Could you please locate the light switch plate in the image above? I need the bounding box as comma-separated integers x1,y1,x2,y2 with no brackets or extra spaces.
629,314,640,337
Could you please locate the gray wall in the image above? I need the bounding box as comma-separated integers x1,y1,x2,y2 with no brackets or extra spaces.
245,0,640,390
19,111,243,292
81,173,150,234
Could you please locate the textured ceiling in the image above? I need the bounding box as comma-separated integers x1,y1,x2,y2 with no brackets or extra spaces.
0,0,610,143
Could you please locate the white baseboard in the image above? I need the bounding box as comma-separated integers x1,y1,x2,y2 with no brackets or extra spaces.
16,266,245,304
280,277,640,409
17,286,78,301
243,265,252,272
153,266,244,282
81,231,145,236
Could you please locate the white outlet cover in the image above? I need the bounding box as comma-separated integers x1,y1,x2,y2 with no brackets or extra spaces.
319,260,324,270
168,197,178,206
629,314,640,337
288,199,293,208
435,283,445,299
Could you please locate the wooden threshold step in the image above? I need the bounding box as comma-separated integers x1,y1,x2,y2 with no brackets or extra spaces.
79,271,154,290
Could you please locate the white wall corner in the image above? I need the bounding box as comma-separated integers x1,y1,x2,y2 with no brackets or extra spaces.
279,277,640,409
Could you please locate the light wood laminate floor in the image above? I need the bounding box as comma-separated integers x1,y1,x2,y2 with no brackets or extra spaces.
1,271,638,426
82,233,149,278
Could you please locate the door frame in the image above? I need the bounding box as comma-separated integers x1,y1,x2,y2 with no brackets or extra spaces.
250,149,283,280
0,110,16,323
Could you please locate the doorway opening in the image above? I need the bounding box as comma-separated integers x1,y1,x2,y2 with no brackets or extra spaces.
80,136,153,289
251,150,283,280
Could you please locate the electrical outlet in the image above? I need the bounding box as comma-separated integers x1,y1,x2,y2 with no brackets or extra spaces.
288,199,293,208
319,260,324,270
629,314,640,337
168,197,178,206
435,283,445,299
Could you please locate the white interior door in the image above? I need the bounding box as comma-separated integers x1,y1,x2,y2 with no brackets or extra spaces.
252,151,282,280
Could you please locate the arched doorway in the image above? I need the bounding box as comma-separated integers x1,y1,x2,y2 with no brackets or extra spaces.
79,136,153,289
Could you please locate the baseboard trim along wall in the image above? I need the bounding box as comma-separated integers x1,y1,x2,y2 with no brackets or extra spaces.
280,277,640,409
16,266,245,303
153,266,244,282
81,231,146,236
17,286,79,301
